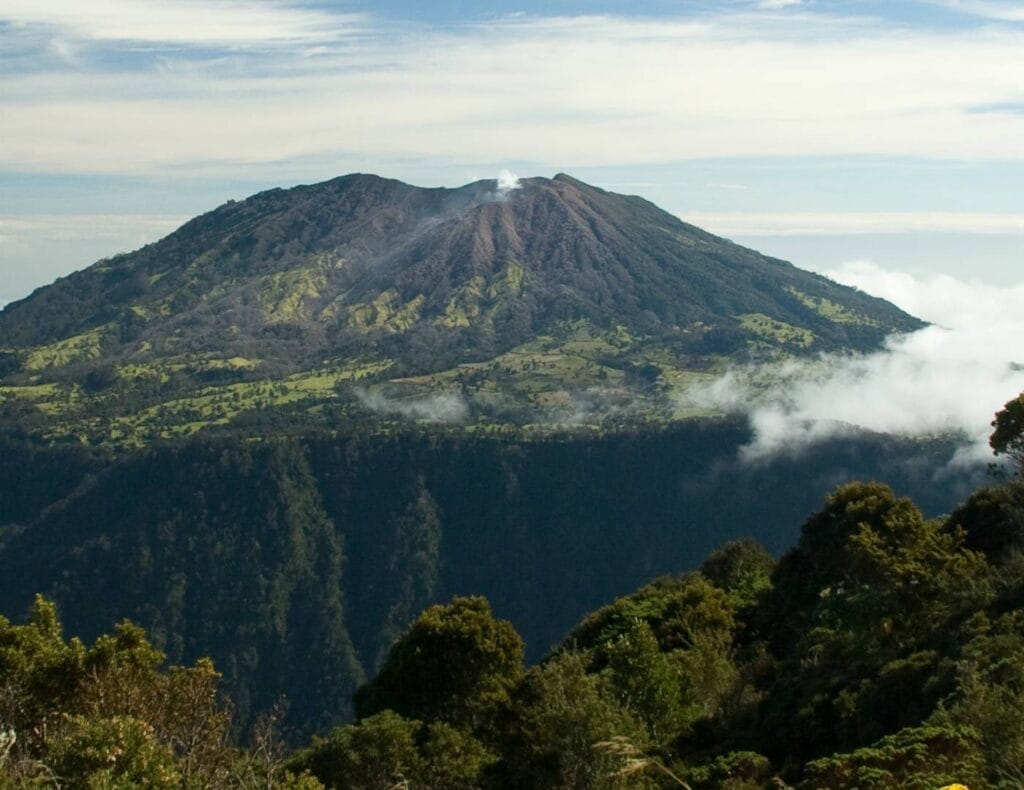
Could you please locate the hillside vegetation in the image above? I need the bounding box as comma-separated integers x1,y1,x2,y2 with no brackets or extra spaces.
0,422,982,743
2,468,1023,787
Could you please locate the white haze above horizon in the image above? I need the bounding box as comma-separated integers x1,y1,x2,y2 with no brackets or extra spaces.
683,260,1024,464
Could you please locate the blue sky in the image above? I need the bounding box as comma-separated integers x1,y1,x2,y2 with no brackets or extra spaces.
2,0,1024,304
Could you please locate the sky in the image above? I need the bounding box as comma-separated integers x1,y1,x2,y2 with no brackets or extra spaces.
1,0,1023,458
2,0,1024,303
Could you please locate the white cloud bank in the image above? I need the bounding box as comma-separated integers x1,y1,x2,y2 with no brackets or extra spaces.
3,10,1024,174
682,261,1024,462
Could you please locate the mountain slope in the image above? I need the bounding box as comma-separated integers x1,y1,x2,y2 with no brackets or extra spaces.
0,427,980,738
0,173,923,443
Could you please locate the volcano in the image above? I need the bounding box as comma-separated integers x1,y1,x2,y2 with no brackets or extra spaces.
0,173,921,443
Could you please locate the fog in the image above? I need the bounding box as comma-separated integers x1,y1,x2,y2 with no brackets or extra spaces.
354,388,469,423
682,261,1024,462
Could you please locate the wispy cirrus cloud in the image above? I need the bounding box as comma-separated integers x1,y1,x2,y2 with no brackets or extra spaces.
968,101,1024,114
0,213,186,244
928,0,1024,22
683,211,1024,236
756,0,807,9
2,10,1024,175
0,0,364,47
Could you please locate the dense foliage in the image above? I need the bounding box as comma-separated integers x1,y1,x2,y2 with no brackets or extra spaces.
0,596,324,788
287,477,1024,789
0,423,981,740
4,468,1024,788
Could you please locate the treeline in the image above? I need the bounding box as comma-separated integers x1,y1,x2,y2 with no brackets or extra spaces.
286,474,1024,788
2,474,1024,787
0,423,982,740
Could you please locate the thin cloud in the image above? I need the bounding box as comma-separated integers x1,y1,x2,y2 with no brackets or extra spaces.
0,0,364,47
681,261,1024,463
682,211,1024,236
968,101,1024,114
757,0,808,8
0,214,187,302
3,12,1024,174
930,0,1024,22
354,388,469,423
0,214,186,245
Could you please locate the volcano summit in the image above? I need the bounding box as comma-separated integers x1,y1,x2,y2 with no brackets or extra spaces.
0,174,921,443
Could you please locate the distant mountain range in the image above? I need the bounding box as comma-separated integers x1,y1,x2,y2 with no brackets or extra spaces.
0,173,922,443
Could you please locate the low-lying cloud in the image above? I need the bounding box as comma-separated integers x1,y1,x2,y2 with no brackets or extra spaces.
681,261,1024,463
355,388,469,423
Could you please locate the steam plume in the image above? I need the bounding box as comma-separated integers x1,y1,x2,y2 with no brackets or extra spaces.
496,169,521,196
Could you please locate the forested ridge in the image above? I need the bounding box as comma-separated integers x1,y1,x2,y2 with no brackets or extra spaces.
0,419,983,745
3,460,1024,787
2,396,1021,787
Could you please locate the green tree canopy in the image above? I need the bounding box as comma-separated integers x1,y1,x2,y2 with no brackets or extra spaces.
699,537,775,608
991,392,1024,475
945,481,1024,561
353,596,524,730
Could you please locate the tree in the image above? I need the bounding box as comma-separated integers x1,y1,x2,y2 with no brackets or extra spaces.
700,538,775,608
287,711,422,790
801,724,986,790
0,598,237,787
354,597,524,730
287,711,495,790
565,574,735,657
991,392,1024,475
932,610,1024,782
48,715,181,790
751,483,993,763
495,651,656,790
943,481,1024,561
604,621,688,742
766,483,990,653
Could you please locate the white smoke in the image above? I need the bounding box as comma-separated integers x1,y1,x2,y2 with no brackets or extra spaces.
496,169,521,196
681,261,1024,463
355,387,469,423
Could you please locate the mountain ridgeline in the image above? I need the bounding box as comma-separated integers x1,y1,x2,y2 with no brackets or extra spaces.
0,174,921,443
